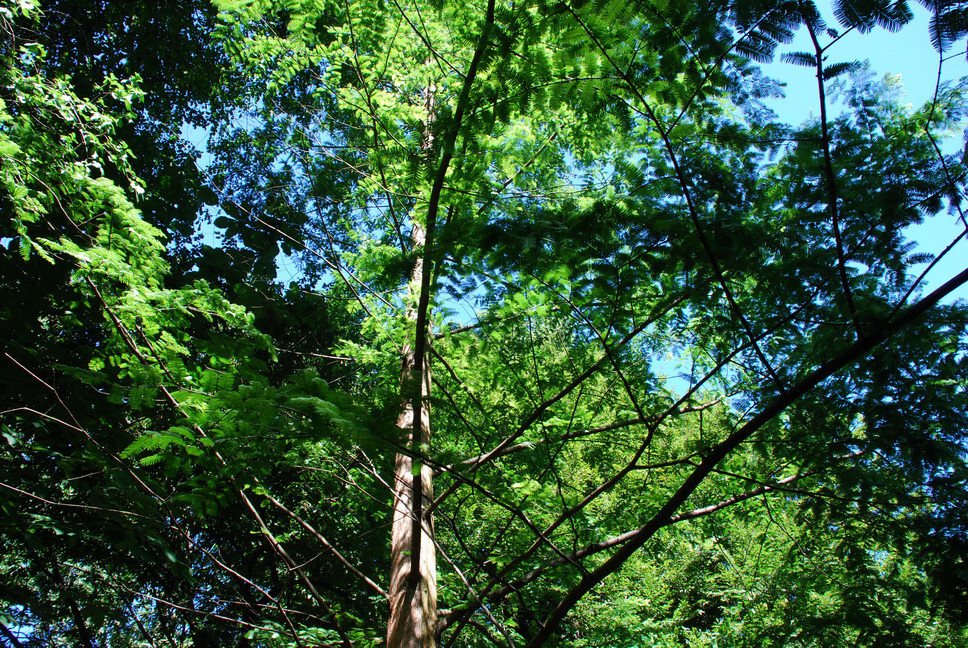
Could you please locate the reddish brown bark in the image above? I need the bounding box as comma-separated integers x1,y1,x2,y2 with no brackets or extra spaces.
387,222,437,648
387,7,494,638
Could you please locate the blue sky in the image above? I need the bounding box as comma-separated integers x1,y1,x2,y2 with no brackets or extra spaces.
761,1,968,301
762,3,968,124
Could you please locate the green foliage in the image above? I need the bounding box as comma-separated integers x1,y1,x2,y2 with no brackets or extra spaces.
0,4,370,645
4,0,968,646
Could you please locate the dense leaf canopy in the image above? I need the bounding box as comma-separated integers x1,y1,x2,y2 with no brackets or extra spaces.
2,0,968,646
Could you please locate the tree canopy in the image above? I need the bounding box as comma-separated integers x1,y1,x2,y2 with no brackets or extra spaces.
2,0,968,646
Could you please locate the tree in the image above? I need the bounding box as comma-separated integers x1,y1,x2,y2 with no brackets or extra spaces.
0,3,352,645
3,0,968,646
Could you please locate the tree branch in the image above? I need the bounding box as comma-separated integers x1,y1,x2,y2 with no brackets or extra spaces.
523,264,968,648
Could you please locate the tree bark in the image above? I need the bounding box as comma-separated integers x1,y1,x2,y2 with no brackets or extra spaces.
387,222,437,648
387,7,493,635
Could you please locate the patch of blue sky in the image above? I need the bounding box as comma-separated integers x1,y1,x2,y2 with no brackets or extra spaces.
759,1,968,302
178,113,320,287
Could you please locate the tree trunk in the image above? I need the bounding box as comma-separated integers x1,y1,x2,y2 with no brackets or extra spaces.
387,220,438,648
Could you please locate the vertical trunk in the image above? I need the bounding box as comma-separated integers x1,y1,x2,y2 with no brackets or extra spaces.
387,221,437,648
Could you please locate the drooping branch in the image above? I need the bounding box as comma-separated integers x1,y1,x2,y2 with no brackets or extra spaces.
439,451,867,638
444,398,724,472
80,277,358,644
172,521,305,647
428,290,694,512
441,288,818,644
237,490,346,648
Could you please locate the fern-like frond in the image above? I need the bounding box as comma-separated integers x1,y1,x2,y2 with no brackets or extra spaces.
780,51,818,68
121,432,187,458
736,32,777,63
930,5,968,51
823,60,863,80
835,0,913,32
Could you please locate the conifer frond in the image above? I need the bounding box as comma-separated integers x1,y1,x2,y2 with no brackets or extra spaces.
736,32,777,63
929,4,968,51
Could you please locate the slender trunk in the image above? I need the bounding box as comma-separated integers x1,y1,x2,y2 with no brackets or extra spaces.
387,220,437,648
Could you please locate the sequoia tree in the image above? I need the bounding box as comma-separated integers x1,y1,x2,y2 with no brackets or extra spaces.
4,0,968,646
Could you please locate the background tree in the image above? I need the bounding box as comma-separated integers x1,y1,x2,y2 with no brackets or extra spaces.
0,2,368,645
